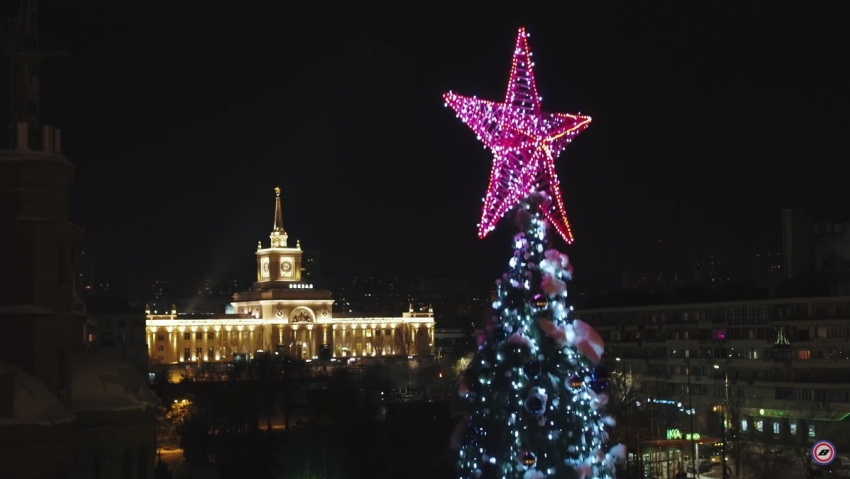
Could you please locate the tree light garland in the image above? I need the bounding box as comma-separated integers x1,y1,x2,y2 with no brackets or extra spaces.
443,27,591,244
445,28,622,479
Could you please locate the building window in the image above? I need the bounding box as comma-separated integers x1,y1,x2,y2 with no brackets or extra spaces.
208,347,214,358
808,425,816,437
825,390,847,402
231,331,238,340
773,422,780,435
195,332,203,340
797,350,811,359
790,422,797,435
196,347,202,359
756,420,763,432
207,332,215,340
741,420,748,432
183,332,191,341
157,345,164,351
157,335,164,341
183,348,190,361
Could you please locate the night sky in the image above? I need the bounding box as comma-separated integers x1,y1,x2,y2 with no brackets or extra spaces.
9,1,848,284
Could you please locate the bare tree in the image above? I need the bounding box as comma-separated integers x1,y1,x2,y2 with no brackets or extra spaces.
790,404,846,479
453,353,474,380
607,368,646,477
395,324,415,356
745,446,794,479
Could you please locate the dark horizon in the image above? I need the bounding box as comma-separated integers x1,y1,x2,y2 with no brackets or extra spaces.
3,1,847,285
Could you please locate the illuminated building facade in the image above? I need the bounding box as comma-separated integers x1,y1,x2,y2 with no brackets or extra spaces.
583,296,850,447
145,188,435,369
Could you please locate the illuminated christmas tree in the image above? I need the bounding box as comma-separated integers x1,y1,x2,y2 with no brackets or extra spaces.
444,28,624,479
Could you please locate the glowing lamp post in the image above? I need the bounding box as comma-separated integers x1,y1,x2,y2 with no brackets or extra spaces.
714,364,730,478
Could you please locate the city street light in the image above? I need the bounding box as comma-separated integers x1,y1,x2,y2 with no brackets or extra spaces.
713,364,729,479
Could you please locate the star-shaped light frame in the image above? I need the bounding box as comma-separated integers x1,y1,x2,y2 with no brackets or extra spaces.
443,27,591,243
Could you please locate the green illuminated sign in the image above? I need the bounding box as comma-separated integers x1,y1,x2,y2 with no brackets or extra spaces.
666,429,700,440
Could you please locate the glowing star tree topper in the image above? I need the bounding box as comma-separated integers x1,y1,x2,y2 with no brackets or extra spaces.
443,27,591,244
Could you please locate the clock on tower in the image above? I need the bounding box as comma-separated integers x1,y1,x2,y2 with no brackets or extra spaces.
260,257,270,278
279,257,294,278
254,188,304,286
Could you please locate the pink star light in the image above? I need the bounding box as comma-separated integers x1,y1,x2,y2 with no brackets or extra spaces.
443,27,591,243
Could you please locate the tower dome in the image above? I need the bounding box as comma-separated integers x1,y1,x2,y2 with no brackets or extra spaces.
0,361,75,426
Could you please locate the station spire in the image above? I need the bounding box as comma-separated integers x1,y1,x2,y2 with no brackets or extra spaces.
270,186,288,247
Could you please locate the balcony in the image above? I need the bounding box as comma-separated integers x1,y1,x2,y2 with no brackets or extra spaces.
666,339,700,348
791,358,850,369
772,357,792,366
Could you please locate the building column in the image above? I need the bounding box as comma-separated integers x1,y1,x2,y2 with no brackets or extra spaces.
225,326,232,358
190,327,196,361
390,325,396,355
291,325,299,357
331,325,337,357
365,325,370,356
214,326,221,360
307,326,314,358
339,326,345,357
166,326,177,363
202,328,208,360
